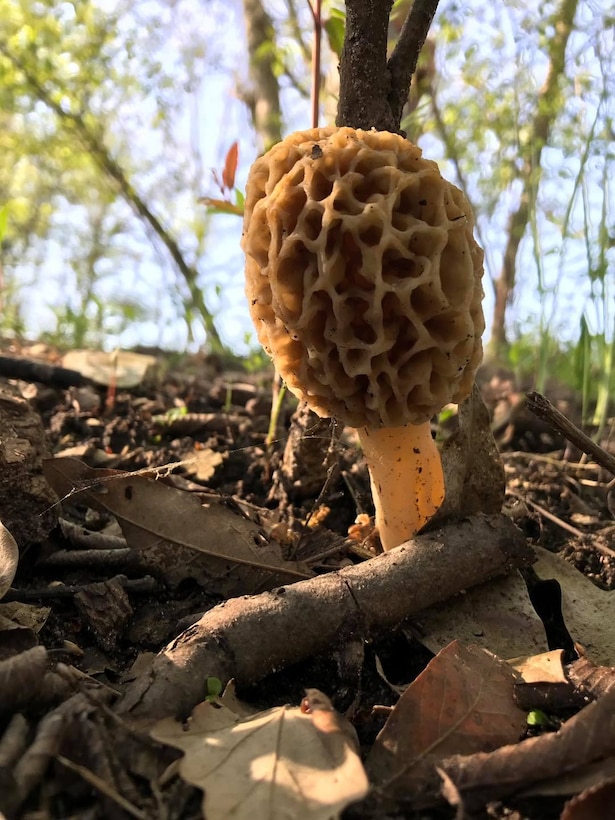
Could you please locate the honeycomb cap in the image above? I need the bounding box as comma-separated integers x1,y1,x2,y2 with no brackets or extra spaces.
242,127,485,428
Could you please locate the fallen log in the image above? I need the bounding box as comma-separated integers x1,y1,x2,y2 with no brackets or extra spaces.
120,513,534,719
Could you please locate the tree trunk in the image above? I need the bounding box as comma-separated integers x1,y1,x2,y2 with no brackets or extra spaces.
242,0,283,150
488,0,579,359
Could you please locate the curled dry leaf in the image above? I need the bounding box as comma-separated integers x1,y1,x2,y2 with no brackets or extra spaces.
0,520,19,600
439,684,615,812
562,777,615,820
152,690,368,820
567,655,615,698
367,641,526,805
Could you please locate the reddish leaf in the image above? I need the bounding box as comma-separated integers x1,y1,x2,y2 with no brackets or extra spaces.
221,141,239,191
439,685,615,812
197,197,244,217
367,641,525,805
562,776,615,819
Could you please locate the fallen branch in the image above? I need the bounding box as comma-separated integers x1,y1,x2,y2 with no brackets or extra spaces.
526,391,615,477
120,514,534,719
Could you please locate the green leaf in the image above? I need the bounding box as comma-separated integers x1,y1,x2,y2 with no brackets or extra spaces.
205,677,223,699
0,204,9,243
527,709,550,727
324,15,345,59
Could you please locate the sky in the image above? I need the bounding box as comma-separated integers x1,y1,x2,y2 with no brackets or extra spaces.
8,0,614,362
197,0,614,360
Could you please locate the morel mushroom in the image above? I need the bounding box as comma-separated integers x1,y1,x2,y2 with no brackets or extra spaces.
242,127,484,551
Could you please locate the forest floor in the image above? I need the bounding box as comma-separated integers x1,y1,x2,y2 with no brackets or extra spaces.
1,339,614,820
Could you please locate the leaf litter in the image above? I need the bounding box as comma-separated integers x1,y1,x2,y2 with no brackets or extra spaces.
152,686,369,820
1,344,615,818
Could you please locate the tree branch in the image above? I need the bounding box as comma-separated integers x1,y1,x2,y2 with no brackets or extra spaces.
387,0,440,128
336,0,395,130
0,45,224,351
285,0,312,65
121,514,534,718
337,0,440,132
489,0,579,356
242,0,283,150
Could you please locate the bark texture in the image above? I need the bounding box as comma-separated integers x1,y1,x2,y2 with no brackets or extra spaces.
337,0,439,131
121,514,534,719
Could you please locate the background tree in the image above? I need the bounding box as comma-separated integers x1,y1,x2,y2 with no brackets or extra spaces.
0,0,242,350
1,0,612,424
399,0,613,419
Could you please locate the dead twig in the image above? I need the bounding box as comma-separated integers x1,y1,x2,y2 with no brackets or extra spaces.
120,514,533,719
507,489,585,539
56,755,147,820
3,575,159,602
525,391,615,477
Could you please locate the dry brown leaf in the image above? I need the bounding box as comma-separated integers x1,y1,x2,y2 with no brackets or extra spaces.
512,680,585,714
414,570,546,661
191,448,224,482
74,578,133,651
61,349,158,388
119,651,157,684
0,646,49,716
0,620,38,657
509,650,567,683
421,545,615,669
367,641,526,804
439,683,615,812
0,520,19,600
533,546,615,666
44,458,312,595
0,602,50,633
567,655,615,698
562,777,615,820
521,756,615,799
152,690,368,820
508,651,573,713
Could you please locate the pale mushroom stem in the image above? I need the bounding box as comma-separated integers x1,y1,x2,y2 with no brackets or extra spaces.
357,421,445,552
